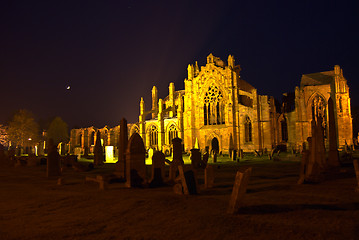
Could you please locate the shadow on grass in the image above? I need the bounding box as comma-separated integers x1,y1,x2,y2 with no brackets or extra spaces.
237,202,359,214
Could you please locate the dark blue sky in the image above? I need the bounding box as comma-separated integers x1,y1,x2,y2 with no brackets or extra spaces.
1,0,358,128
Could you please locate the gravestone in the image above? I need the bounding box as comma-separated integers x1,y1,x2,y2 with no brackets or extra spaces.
94,130,104,166
227,167,252,214
125,133,146,187
190,148,202,170
353,160,359,192
173,165,197,195
204,165,214,189
232,150,237,162
74,147,82,161
202,151,209,168
148,148,154,161
116,118,128,179
169,138,184,181
105,146,114,162
298,141,309,184
304,120,323,183
85,175,106,190
47,139,61,177
149,151,166,187
327,97,340,169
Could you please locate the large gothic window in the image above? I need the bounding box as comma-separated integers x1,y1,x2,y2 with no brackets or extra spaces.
203,85,225,125
149,125,158,146
311,94,327,137
167,124,178,145
311,95,326,120
244,116,252,143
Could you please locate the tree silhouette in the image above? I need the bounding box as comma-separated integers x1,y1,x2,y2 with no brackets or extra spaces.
47,117,69,146
7,109,39,149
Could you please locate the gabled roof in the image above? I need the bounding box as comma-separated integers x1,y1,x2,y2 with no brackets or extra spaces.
301,70,334,87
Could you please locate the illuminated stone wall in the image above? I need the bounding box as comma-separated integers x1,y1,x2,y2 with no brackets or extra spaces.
290,65,353,149
69,56,353,155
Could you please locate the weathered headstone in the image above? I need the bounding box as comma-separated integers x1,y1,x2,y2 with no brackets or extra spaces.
202,151,209,168
190,148,202,170
74,147,82,161
105,146,114,162
169,138,184,181
304,120,323,183
353,160,359,192
47,139,61,177
125,132,146,187
232,150,237,162
94,130,104,166
213,152,217,163
298,141,309,184
327,97,340,169
173,165,197,195
227,167,252,214
85,175,106,190
149,151,166,187
116,118,128,179
204,165,214,189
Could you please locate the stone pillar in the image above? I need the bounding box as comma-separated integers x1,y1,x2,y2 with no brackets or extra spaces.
157,99,165,150
169,82,175,118
177,95,184,139
139,97,146,144
151,86,158,119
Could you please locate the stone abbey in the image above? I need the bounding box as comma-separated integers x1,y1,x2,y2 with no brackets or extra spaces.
70,54,353,156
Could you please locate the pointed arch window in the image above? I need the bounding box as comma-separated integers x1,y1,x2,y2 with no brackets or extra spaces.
203,85,225,125
311,94,327,137
244,116,252,143
167,124,178,145
149,125,158,146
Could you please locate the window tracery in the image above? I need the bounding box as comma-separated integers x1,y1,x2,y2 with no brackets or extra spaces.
149,125,158,146
167,124,178,145
203,85,225,125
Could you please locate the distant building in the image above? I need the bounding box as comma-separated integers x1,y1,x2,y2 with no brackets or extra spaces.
69,54,353,155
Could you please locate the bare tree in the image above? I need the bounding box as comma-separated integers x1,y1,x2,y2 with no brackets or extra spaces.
7,109,39,149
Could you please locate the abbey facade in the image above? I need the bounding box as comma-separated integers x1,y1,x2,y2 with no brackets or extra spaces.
69,54,353,155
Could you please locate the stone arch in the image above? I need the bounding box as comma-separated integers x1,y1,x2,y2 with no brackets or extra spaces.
211,137,219,154
202,82,226,125
146,124,158,147
278,114,288,143
206,132,221,153
130,124,140,137
165,122,178,145
307,92,327,120
307,92,328,137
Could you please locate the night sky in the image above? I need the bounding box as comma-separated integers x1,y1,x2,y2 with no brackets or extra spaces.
1,0,358,129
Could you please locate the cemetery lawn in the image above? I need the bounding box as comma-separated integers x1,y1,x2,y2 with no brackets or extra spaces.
0,154,358,240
